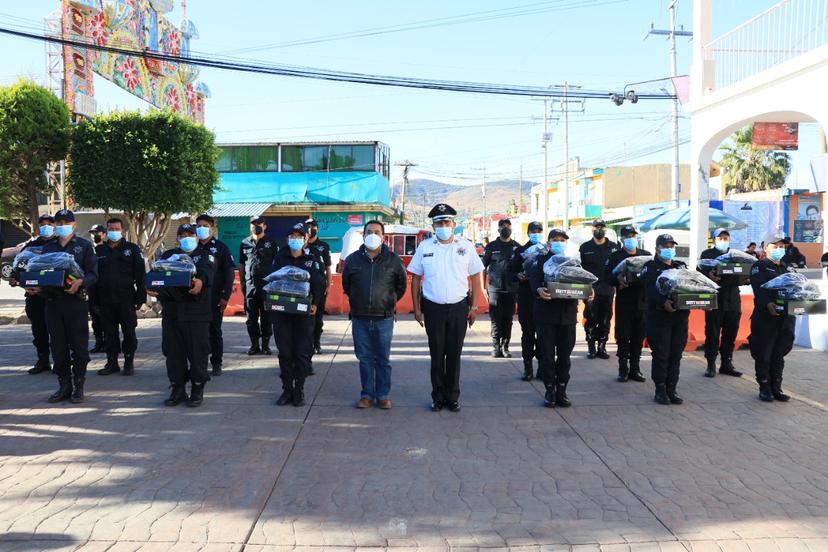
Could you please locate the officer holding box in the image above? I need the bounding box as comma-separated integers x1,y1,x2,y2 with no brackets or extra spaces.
271,223,325,407
37,209,98,404
749,231,795,403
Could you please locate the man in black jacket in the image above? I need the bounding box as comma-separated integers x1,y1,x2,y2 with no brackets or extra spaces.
697,228,744,378
9,214,56,375
272,223,326,407
508,221,544,381
579,219,618,360
149,223,215,408
342,221,407,409
604,226,650,383
239,216,278,355
482,218,519,358
529,229,579,408
94,218,146,377
195,214,235,376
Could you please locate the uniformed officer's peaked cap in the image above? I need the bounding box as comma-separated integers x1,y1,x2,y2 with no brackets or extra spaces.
38,214,55,223
548,228,569,240
288,223,308,236
655,233,676,247
54,209,75,222
177,223,196,235
762,230,786,245
89,224,105,233
619,225,637,237
427,203,457,222
527,221,543,233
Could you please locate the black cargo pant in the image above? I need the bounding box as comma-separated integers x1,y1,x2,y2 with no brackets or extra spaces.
517,292,537,371
209,295,224,366
313,290,327,348
245,285,272,344
536,323,576,388
162,317,210,386
423,297,468,403
89,302,104,346
101,301,138,359
273,312,315,391
488,291,515,342
584,293,613,342
704,309,741,360
646,310,689,387
615,300,646,362
750,313,795,384
25,294,50,360
45,297,90,380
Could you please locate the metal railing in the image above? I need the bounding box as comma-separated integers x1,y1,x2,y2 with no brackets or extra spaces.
703,0,828,90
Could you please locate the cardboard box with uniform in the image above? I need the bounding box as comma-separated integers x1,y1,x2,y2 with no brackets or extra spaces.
774,298,827,316
145,270,193,290
265,293,313,315
672,292,718,310
545,281,591,300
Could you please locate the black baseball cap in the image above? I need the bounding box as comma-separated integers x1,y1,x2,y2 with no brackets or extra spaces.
712,228,730,238
250,216,265,224
548,228,569,240
592,219,606,228
655,233,677,247
54,209,75,222
305,218,318,227
89,224,105,233
620,225,637,237
288,223,308,236
38,214,55,223
527,221,543,233
177,223,196,236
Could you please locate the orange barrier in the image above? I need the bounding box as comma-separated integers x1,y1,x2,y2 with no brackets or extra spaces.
225,270,245,316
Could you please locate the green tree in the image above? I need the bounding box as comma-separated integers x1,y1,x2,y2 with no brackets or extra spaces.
719,125,791,194
0,80,71,233
69,110,219,259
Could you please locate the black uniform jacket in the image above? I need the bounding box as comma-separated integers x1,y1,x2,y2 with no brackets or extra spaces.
95,240,146,306
157,246,215,322
528,250,578,325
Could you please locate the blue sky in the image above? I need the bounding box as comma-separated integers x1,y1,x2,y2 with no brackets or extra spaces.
0,0,821,189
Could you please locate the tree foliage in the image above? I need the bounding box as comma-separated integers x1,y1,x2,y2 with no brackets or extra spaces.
69,110,219,259
719,125,791,194
0,80,71,233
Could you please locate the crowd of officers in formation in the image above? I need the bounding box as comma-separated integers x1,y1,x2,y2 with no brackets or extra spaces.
9,202,799,410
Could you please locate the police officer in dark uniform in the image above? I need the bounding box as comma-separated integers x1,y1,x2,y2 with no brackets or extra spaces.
94,218,146,376
239,216,278,355
305,219,332,355
529,229,578,407
195,214,235,376
508,221,544,381
9,214,56,375
150,223,215,408
88,224,107,353
604,226,650,382
36,210,98,404
579,219,618,360
272,223,326,407
482,218,519,358
750,231,796,402
698,228,744,378
641,234,689,405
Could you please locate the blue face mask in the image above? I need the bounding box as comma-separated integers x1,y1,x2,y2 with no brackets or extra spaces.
623,237,637,251
179,236,197,252
550,241,567,255
769,247,785,261
56,225,73,238
196,226,211,240
107,230,122,242
39,225,54,238
288,238,305,252
714,240,730,252
434,226,453,241
528,233,542,245
659,247,676,261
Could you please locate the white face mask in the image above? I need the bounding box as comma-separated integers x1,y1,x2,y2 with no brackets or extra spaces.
363,233,382,250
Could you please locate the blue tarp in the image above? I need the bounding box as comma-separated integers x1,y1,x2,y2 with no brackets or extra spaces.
214,171,391,206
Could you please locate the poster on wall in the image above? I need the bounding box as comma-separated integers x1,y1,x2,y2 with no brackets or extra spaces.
752,123,799,151
722,201,782,250
793,195,823,243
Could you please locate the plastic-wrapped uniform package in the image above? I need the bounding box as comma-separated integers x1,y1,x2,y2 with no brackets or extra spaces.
761,272,822,301
12,247,43,271
264,266,311,283
611,255,653,278
542,254,599,285
26,252,85,279
656,268,719,296
263,279,311,298
151,254,197,274
717,249,758,264
521,243,549,273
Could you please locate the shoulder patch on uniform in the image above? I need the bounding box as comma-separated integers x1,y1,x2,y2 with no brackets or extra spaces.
264,242,272,248
304,260,313,268
73,246,82,254
751,265,760,275
193,255,201,263
208,255,215,263
124,249,131,256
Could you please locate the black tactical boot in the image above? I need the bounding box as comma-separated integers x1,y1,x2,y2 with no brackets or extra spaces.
617,357,629,382
704,357,716,378
771,380,790,402
555,383,571,408
261,338,272,356
247,339,260,355
586,340,597,359
502,339,512,358
292,385,306,407
89,342,105,354
719,357,742,377
70,376,85,404
122,355,135,376
211,362,222,376
164,385,188,406
543,387,556,408
47,378,73,403
28,354,51,375
628,357,646,382
522,361,533,382
654,384,670,405
491,339,503,358
187,382,205,407
666,384,683,405
276,389,293,406
758,382,774,402
596,340,610,360
97,356,120,376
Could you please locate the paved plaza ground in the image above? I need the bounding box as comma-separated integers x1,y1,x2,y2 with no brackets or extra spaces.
1,314,828,552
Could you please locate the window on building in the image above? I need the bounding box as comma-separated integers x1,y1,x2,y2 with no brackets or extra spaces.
303,146,328,171
217,146,278,172
280,146,303,172
330,144,376,171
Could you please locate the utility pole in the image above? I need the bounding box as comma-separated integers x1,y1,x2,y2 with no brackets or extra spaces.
551,82,584,231
648,1,692,209
395,160,416,224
